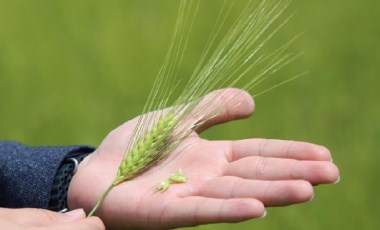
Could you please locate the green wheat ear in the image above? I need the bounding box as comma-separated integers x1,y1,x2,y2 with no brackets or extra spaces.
114,113,177,185
88,113,179,217
88,0,300,217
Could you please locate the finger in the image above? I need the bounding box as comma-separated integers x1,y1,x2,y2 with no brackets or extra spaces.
194,88,255,134
230,139,332,161
0,218,19,230
0,208,86,227
48,217,105,230
105,88,253,147
199,176,314,206
160,197,264,228
224,156,340,185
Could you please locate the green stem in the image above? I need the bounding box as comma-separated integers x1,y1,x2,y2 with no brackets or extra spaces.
87,183,115,217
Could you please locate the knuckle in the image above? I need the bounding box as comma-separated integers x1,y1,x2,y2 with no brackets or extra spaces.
88,217,106,230
291,181,313,201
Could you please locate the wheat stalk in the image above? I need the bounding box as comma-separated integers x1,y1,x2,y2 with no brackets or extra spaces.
88,0,300,217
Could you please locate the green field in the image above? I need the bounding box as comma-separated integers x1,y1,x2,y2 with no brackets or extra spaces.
0,0,378,229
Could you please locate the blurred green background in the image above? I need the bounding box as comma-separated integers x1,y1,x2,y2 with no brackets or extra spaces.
0,0,378,229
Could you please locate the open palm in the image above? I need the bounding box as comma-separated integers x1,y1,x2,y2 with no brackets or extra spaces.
68,89,339,229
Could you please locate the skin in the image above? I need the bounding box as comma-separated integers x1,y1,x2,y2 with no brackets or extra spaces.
0,208,105,230
67,88,340,229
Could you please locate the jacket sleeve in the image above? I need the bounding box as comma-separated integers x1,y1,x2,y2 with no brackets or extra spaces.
0,141,95,209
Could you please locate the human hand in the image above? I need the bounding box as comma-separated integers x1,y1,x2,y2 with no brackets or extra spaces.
0,208,104,230
68,88,340,229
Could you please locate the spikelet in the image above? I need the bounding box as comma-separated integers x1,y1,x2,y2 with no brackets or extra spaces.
156,169,187,192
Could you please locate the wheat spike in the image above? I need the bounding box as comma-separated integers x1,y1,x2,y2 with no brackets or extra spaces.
114,113,178,185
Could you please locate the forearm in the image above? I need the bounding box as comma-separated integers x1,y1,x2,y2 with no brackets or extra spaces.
0,141,94,209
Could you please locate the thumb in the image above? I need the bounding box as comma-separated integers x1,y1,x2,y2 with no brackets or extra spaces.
0,208,86,227
195,88,255,134
49,216,105,230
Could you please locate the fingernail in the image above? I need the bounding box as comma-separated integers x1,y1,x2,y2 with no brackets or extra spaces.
330,158,333,163
334,176,341,184
260,210,267,219
308,193,315,202
64,209,85,220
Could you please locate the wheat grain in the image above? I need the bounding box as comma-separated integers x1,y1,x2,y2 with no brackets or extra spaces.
156,169,187,192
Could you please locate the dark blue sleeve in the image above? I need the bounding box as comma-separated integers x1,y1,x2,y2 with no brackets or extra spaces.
0,141,95,209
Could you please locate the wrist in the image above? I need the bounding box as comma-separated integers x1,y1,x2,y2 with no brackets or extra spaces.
67,153,93,211
49,151,92,212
